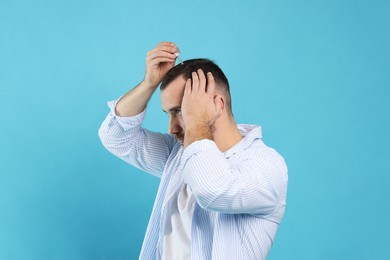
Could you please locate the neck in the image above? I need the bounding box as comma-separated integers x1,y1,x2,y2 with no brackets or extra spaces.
213,115,243,152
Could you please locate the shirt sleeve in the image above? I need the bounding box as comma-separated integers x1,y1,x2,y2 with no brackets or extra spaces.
98,98,177,178
180,139,288,218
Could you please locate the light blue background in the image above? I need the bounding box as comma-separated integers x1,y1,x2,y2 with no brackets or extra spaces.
1,0,389,259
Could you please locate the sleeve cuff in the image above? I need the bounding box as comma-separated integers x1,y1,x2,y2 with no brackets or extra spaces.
107,99,146,131
180,139,218,170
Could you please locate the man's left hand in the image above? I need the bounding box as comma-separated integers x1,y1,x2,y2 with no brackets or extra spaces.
181,69,222,147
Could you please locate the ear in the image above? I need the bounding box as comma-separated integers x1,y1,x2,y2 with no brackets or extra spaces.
214,94,225,115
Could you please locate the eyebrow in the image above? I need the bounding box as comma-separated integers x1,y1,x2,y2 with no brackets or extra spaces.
162,106,181,114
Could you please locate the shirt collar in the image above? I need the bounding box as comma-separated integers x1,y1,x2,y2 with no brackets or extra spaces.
223,124,262,158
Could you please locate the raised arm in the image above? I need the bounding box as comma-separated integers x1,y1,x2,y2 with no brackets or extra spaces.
99,42,181,177
179,69,288,219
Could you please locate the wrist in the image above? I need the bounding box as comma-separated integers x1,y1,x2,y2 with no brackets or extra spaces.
140,79,159,91
185,120,210,132
184,122,213,148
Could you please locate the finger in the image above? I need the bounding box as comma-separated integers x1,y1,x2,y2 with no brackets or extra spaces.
156,41,176,48
150,57,176,65
197,69,207,92
154,44,179,54
147,50,177,61
184,78,192,96
206,72,215,94
182,79,192,108
154,42,180,55
192,71,199,92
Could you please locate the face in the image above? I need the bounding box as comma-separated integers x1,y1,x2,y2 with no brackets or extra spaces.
160,76,187,145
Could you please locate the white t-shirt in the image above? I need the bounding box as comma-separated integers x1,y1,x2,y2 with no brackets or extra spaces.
161,183,195,260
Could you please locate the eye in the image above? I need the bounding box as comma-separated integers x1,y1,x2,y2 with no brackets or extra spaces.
171,108,181,115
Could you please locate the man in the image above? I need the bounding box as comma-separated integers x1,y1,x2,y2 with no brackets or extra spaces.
98,42,288,260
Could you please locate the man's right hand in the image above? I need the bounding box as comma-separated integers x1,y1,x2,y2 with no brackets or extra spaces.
143,42,180,89
114,42,180,117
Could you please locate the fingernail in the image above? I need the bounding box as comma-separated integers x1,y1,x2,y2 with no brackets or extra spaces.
175,52,180,57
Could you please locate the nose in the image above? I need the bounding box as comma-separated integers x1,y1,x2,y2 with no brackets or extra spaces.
168,116,182,135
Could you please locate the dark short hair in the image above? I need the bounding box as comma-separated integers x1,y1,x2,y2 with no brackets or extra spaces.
160,58,232,113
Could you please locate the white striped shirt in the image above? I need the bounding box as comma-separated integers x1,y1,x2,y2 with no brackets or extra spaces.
98,99,288,260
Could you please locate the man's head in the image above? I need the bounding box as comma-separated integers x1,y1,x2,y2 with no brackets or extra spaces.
160,59,231,111
160,59,232,144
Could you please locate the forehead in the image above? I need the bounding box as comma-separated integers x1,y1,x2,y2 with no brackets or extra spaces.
160,76,186,111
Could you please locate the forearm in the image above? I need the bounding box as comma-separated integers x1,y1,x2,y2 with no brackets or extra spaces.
181,140,286,215
98,103,175,178
115,81,157,117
